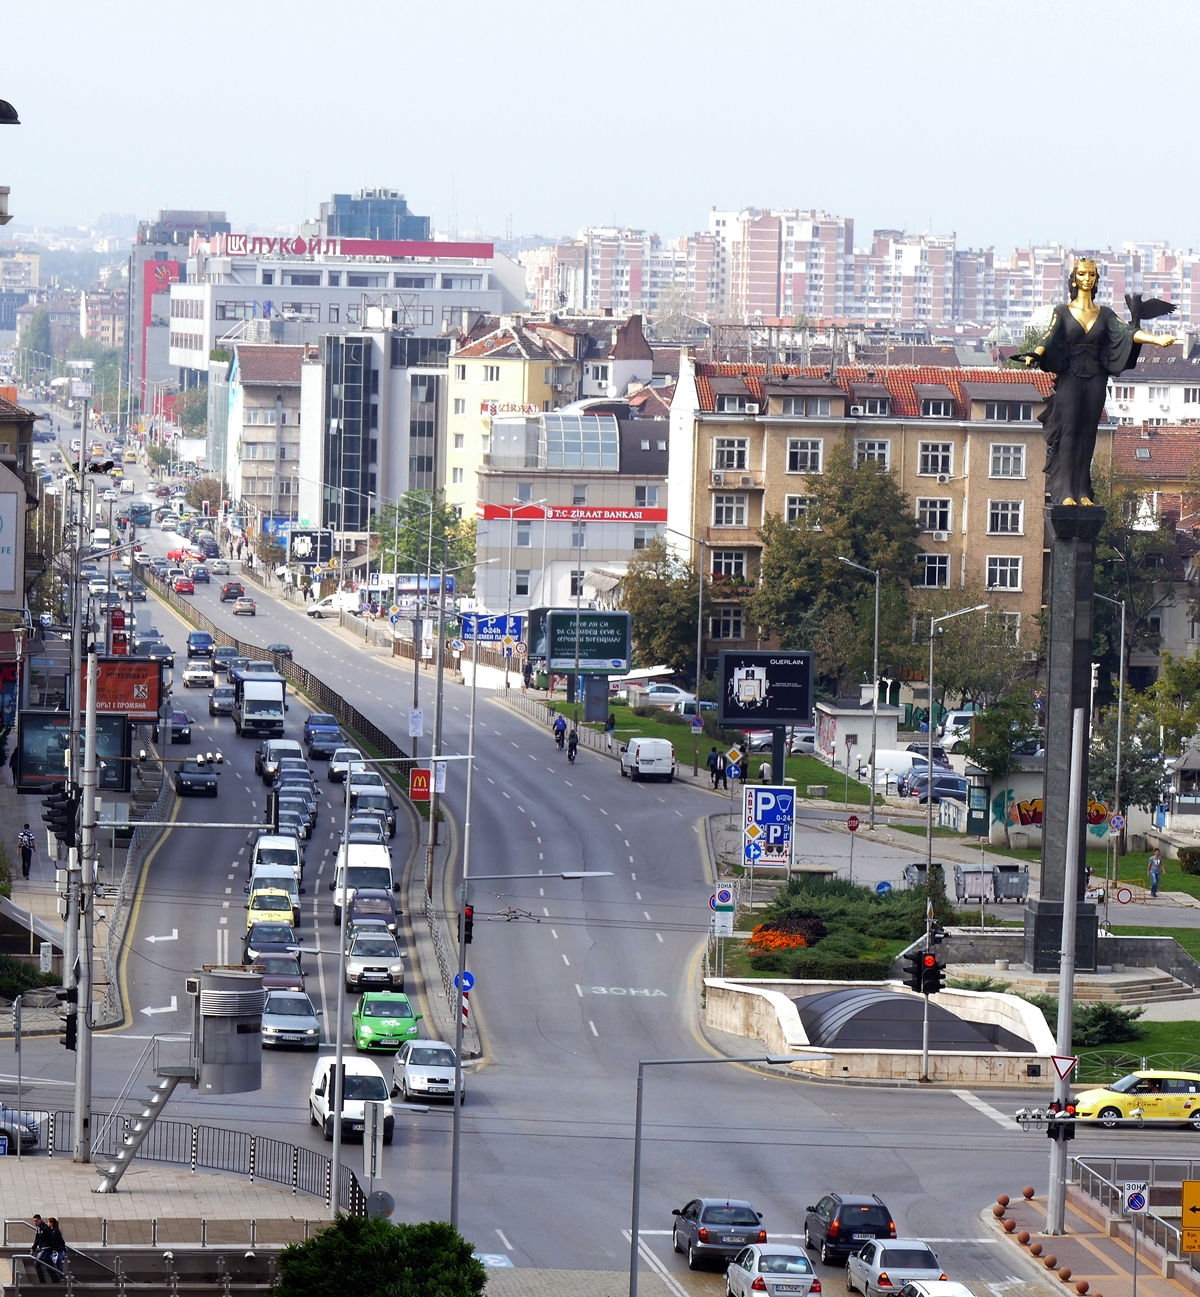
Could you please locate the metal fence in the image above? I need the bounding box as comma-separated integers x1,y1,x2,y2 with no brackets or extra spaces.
1073,1155,1198,1273
38,1110,365,1213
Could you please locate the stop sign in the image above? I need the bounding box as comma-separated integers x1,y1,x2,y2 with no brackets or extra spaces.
847,815,860,832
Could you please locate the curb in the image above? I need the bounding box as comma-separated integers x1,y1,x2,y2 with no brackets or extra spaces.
979,1202,1065,1296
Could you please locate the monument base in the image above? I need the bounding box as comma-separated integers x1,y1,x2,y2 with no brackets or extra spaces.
1023,898,1098,974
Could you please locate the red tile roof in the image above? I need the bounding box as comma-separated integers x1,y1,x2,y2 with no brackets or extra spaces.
1112,425,1200,480
235,345,304,385
692,363,1055,415
0,397,36,422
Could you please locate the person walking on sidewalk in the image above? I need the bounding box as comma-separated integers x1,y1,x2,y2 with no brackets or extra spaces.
605,712,616,751
706,746,720,788
17,824,35,879
1148,847,1164,898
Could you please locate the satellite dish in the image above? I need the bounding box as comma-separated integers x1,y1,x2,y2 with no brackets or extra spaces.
367,1190,395,1219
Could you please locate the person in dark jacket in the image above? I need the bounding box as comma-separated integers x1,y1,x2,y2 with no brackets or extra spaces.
31,1214,64,1283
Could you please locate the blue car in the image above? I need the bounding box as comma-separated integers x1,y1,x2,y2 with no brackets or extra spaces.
304,712,341,746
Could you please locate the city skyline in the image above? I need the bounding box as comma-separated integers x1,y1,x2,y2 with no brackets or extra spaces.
3,0,1199,251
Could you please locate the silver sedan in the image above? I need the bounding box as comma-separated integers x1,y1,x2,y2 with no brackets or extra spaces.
260,990,321,1048
391,1040,465,1104
726,1246,818,1297
846,1241,944,1297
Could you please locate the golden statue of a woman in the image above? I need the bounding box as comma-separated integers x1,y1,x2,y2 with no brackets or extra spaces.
1021,258,1176,505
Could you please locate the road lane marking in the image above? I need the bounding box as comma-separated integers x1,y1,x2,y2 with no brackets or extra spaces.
495,1229,513,1251
643,911,651,921
631,872,636,880
502,791,510,798
518,805,526,812
624,839,630,847
224,887,231,894
562,954,570,966
539,888,544,896
656,933,663,942
621,1231,689,1297
527,753,537,761
636,893,642,900
575,984,583,997
600,808,607,815
589,1021,598,1037
582,794,590,800
543,908,549,916
952,1089,1012,1127
564,780,573,787
530,821,536,827
551,930,558,939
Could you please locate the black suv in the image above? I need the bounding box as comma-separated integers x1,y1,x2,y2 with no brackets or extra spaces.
803,1194,894,1265
220,581,245,602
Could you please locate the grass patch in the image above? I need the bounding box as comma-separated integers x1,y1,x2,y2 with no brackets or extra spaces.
1077,1019,1200,1081
1116,856,1200,901
1110,925,1200,962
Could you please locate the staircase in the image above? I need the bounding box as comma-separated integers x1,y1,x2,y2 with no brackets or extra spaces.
1076,971,1200,1005
96,1070,192,1194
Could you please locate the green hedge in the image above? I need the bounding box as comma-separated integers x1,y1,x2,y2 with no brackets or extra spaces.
748,948,894,980
0,952,60,1001
1179,847,1200,876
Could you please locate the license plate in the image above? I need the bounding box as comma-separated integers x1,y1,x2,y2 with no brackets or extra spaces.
281,1034,305,1041
852,1234,872,1240
380,1038,399,1045
350,1123,363,1131
775,1287,806,1293
722,1236,742,1244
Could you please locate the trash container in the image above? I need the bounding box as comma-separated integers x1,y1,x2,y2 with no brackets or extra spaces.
535,670,549,690
904,862,927,889
992,865,1029,903
954,864,994,903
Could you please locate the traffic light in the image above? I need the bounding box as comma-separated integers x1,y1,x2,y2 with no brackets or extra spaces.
903,951,924,993
463,904,474,945
56,986,77,1051
41,784,79,849
202,500,211,517
930,925,947,946
920,952,945,994
1062,1102,1077,1140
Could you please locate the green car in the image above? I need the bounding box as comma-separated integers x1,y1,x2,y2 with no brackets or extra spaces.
352,992,422,1052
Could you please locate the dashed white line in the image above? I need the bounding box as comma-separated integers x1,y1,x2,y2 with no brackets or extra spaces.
575,984,583,997
518,805,526,812
564,780,573,787
495,1229,513,1251
600,808,608,816
629,855,634,863
543,908,550,917
562,953,570,966
656,933,664,943
631,872,636,881
953,1089,1013,1128
487,777,495,784
624,839,630,847
502,791,511,799
643,911,651,921
582,794,591,801
224,887,231,894
551,929,558,938
539,888,544,896
589,1021,598,1037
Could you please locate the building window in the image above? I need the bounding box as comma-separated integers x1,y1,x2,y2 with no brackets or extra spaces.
282,272,320,286
781,396,830,416
327,273,341,287
572,483,588,505
328,305,339,323
261,271,274,285
635,485,659,507
856,439,890,468
1148,385,1170,404
482,365,500,383
451,467,464,484
716,394,748,413
396,274,434,289
453,398,466,415
633,526,658,550
920,399,954,418
515,522,531,548
442,275,482,291
710,607,743,639
860,397,890,416
714,438,748,470
916,498,951,532
515,570,530,597
987,556,1022,590
916,554,949,587
452,433,464,450
990,443,1025,477
985,401,1033,421
571,522,587,549
711,550,745,577
1185,387,1200,404
918,442,953,475
454,364,466,381
1113,384,1135,401
785,495,818,526
591,364,609,384
713,494,747,527
515,482,534,502
988,500,1023,534
570,570,585,597
997,611,1021,644
787,438,822,473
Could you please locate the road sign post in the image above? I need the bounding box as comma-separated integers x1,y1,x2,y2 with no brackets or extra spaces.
709,889,735,967
363,1101,386,1200
846,814,859,883
1125,1179,1149,1297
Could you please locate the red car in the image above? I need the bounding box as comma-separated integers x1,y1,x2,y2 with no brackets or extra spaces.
167,546,201,563
173,576,195,594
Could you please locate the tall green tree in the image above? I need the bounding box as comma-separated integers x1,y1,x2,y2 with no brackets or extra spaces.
19,308,51,364
176,386,208,431
617,537,709,681
185,477,225,513
1089,706,1168,813
372,491,475,595
1144,651,1200,757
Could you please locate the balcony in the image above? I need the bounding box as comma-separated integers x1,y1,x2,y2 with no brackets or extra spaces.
710,468,763,489
704,526,760,546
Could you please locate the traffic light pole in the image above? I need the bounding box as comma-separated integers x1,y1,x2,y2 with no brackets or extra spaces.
73,647,99,1162
920,905,932,1083
1046,707,1086,1236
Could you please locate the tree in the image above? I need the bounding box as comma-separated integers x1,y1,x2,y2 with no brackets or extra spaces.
371,492,475,595
1089,706,1168,813
19,308,51,365
617,537,709,681
185,477,224,513
270,1215,486,1297
144,443,173,468
1144,651,1200,758
963,689,1039,845
255,532,285,568
175,386,208,432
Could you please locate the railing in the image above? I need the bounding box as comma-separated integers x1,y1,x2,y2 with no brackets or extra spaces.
1073,1155,1197,1272
35,1110,366,1213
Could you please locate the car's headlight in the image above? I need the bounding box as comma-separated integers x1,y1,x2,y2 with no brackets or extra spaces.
305,1028,318,1035
360,1024,373,1037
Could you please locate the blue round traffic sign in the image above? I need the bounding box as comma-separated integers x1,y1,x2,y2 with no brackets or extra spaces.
727,763,742,780
1110,814,1126,830
454,971,475,992
1127,1192,1146,1212
876,881,893,895
389,613,400,625
745,841,763,861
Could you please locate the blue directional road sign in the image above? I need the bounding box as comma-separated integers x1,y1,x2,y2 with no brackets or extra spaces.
454,971,475,992
389,613,401,626
461,613,523,643
727,763,741,781
745,841,763,862
743,785,796,868
876,881,893,896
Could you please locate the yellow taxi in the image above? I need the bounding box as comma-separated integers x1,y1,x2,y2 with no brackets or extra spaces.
246,888,295,930
1074,1070,1200,1130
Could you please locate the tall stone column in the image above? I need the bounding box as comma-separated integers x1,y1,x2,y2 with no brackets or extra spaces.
1023,505,1101,973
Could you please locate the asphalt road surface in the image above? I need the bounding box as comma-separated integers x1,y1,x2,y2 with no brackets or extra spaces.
10,454,1195,1282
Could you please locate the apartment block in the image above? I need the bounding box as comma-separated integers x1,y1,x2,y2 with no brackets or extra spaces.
80,288,127,350
667,356,1055,668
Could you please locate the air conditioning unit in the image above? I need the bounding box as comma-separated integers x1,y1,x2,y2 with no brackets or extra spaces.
746,403,760,415
931,531,949,542
850,405,864,416
1023,651,1039,662
1118,402,1129,410
936,473,951,484
1160,403,1171,412
711,471,726,486
739,475,754,487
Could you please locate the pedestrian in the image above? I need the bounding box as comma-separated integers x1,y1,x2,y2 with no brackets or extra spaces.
706,745,719,788
17,823,35,879
29,1213,59,1283
759,759,773,784
1148,847,1164,898
605,711,616,750
714,750,728,790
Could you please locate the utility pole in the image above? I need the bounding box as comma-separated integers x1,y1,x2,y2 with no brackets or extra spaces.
425,539,449,893
73,647,99,1162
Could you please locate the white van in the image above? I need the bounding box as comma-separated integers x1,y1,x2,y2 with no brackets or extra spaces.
329,843,395,922
859,749,937,792
619,737,676,782
119,479,135,495
246,864,303,925
250,833,304,882
308,1055,393,1143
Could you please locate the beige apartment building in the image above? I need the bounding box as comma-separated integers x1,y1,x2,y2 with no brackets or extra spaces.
667,357,1057,667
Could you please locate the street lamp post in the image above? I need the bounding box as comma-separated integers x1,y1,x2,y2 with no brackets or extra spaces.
502,498,545,692
926,606,989,873
1095,593,1126,927
838,557,880,828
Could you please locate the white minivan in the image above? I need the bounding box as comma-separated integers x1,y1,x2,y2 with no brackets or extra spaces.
308,1055,393,1143
329,843,395,923
860,749,937,792
619,737,676,782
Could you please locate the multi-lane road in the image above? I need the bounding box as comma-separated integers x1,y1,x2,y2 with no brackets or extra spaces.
13,454,1194,1284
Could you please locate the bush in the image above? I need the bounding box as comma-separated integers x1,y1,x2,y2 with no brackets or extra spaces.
0,952,60,1001
781,950,894,980
946,975,1012,993
1020,993,1144,1046
1179,847,1200,876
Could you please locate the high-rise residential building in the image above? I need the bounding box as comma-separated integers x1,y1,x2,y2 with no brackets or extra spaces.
318,188,430,242
0,250,38,292
80,288,127,350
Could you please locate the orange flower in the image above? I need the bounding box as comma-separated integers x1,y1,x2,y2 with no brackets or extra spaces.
748,924,809,953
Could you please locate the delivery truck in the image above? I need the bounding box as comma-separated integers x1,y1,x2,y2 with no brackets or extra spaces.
231,670,287,738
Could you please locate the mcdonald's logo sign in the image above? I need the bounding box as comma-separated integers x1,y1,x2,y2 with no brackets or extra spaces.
409,768,431,802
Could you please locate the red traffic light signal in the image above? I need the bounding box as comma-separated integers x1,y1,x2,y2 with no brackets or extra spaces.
920,952,946,994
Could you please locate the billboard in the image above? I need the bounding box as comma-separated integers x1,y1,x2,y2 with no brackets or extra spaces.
17,711,131,793
78,658,163,720
548,610,631,672
288,529,333,567
717,651,814,728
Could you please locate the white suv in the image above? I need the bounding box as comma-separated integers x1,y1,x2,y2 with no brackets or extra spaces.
308,1055,393,1143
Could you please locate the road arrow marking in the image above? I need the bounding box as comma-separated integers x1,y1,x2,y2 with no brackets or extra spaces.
144,929,178,944
140,997,178,1017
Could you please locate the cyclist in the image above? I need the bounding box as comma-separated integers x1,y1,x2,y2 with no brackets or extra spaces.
553,713,566,749
567,727,578,764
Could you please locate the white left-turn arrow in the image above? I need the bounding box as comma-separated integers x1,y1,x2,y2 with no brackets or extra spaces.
144,929,178,944
140,997,178,1017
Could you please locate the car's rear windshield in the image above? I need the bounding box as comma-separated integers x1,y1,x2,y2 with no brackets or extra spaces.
364,998,412,1019
410,1048,455,1067
343,1076,388,1101
701,1206,759,1226
357,794,390,811
880,1249,937,1268
839,1206,892,1229
347,867,392,890
252,924,294,941
256,848,297,870
759,1256,812,1275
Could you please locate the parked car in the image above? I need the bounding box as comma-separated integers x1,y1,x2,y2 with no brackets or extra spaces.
642,682,695,707
233,597,257,616
172,758,218,797
220,581,245,602
905,743,950,766
260,990,321,1048
846,1240,945,1297
0,1104,40,1154
671,1198,766,1270
619,736,676,782
391,1040,464,1104
727,1246,819,1297
905,773,969,805
803,1194,895,1265
208,684,236,716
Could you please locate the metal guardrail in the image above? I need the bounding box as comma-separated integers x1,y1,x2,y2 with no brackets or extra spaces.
34,1110,365,1214
1072,1155,1197,1272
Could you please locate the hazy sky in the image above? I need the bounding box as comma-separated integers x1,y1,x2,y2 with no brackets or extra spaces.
3,0,1197,252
